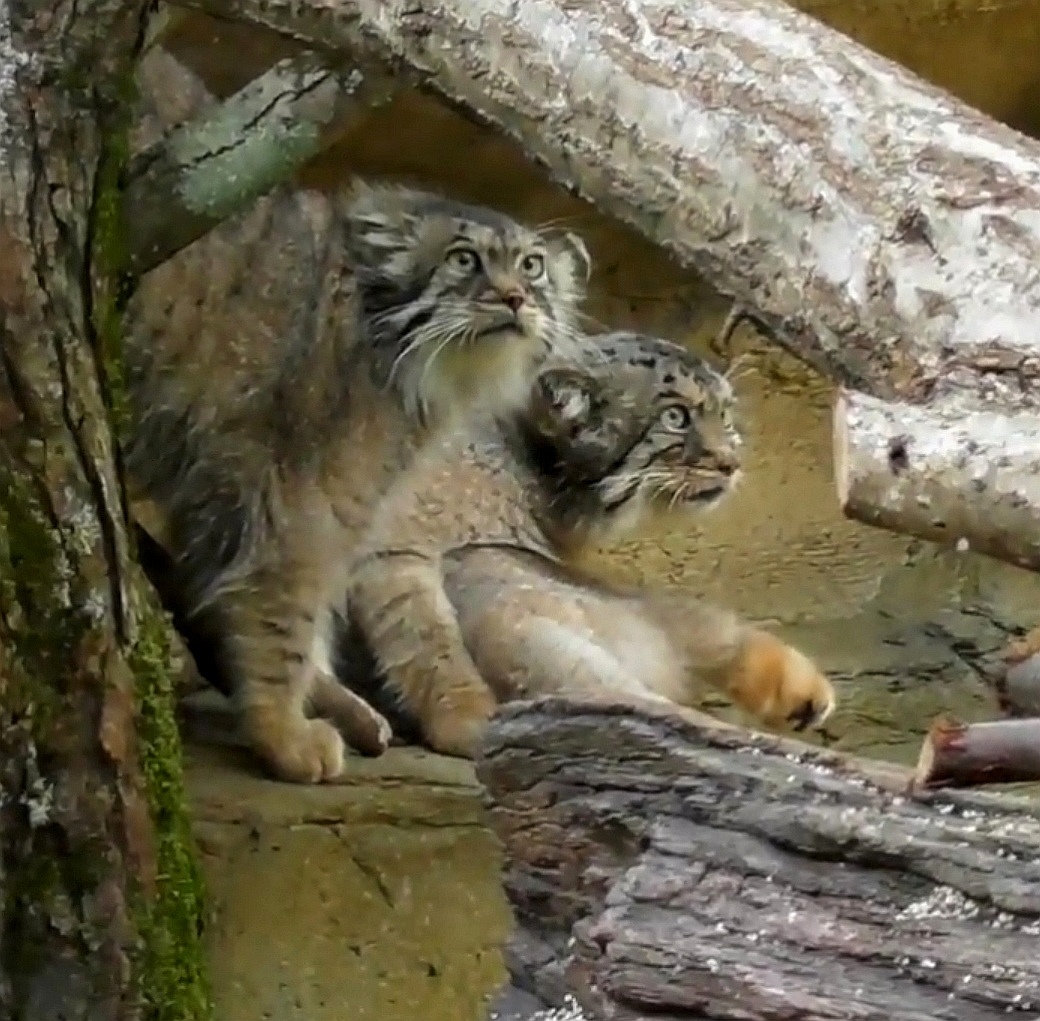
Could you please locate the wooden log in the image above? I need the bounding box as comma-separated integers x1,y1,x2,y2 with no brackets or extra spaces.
124,50,396,274
181,0,1040,401
477,697,1040,1021
833,389,1040,570
912,717,1040,791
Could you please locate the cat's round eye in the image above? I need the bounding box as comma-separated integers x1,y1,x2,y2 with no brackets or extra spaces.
660,404,692,431
520,253,545,280
447,247,480,272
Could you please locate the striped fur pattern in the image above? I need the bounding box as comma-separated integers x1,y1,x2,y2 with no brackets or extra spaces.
345,331,835,758
125,179,590,783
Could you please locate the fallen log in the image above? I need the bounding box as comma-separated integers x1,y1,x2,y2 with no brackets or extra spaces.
477,697,1040,1021
125,49,396,274
833,390,1040,571
912,717,1040,791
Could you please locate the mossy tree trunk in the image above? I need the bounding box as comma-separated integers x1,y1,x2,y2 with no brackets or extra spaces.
0,2,210,1019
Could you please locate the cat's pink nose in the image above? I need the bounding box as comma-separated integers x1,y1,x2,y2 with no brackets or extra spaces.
501,289,525,312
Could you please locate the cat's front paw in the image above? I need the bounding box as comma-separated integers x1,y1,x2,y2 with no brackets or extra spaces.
244,707,347,784
730,631,835,733
311,671,393,757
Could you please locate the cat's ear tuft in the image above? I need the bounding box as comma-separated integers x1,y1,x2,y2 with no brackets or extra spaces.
542,228,591,285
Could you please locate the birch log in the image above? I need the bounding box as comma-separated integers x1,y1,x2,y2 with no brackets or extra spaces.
180,0,1040,397
834,390,1040,571
478,698,1040,1021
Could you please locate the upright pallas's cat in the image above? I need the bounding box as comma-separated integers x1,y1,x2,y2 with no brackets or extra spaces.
346,332,836,756
125,180,590,782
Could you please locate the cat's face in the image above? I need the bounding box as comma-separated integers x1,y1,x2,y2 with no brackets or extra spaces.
344,182,590,422
528,332,742,537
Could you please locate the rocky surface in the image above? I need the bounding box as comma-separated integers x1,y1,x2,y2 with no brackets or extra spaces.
185,732,511,1021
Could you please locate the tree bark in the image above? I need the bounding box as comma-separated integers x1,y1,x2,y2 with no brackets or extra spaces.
912,717,1040,791
175,0,1040,569
124,49,396,274
833,389,1040,571
477,697,1040,1021
0,3,210,1018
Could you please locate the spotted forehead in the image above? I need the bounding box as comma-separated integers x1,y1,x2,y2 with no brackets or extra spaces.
594,333,733,409
423,199,541,252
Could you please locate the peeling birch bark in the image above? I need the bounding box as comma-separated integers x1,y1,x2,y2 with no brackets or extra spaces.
478,697,1040,1021
912,717,1040,791
833,389,1040,571
124,50,396,273
180,0,1040,404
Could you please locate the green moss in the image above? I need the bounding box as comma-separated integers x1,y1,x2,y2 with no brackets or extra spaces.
129,613,213,1021
92,45,213,1021
0,468,78,727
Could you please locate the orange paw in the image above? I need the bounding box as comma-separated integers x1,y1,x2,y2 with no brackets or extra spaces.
728,631,836,733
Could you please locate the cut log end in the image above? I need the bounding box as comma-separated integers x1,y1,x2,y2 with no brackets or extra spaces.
912,715,1040,790
833,389,1040,571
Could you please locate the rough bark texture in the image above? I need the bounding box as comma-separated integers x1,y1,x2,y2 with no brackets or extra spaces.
833,389,1040,571
912,717,1040,790
477,698,1040,1021
0,2,210,1018
124,49,396,273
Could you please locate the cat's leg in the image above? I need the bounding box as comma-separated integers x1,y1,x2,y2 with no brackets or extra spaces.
349,552,496,758
224,563,349,783
459,590,671,705
641,591,836,732
310,670,393,757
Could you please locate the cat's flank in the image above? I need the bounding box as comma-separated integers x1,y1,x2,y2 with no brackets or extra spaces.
125,179,590,782
346,331,836,757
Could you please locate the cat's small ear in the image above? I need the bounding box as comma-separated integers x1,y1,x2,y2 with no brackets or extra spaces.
544,229,591,285
531,366,597,433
